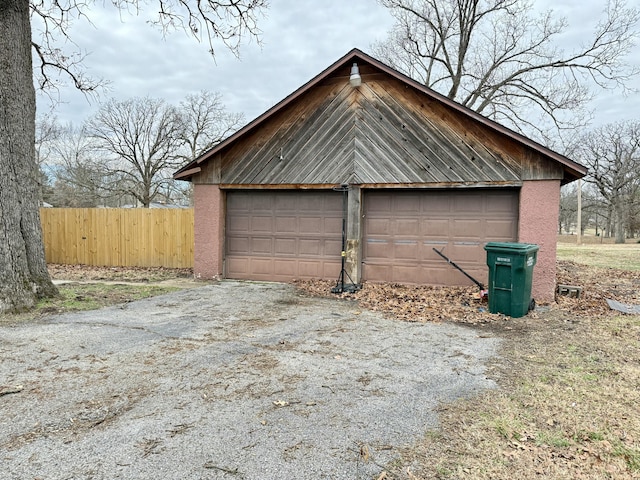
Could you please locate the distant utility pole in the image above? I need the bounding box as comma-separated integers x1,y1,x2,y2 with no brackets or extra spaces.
577,179,582,245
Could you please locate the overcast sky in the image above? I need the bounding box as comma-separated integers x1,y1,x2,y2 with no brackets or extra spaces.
37,0,640,132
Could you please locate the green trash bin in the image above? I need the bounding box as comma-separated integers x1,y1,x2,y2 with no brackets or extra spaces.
484,242,539,318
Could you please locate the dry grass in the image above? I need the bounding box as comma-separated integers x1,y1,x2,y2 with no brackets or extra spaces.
390,311,640,479
557,242,640,271
0,264,194,324
557,234,640,245
0,283,180,324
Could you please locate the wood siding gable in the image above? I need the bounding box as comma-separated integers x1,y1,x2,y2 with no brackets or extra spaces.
220,83,357,185
216,75,527,186
175,49,586,185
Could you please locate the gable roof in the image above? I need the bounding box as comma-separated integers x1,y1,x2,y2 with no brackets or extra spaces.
174,48,587,183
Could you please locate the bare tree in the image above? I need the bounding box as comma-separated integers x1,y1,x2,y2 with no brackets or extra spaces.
559,184,578,235
374,0,639,137
577,121,640,243
559,182,602,236
46,122,111,207
0,0,266,313
87,97,186,208
622,168,640,237
179,90,245,161
40,92,243,208
35,115,61,166
35,115,62,202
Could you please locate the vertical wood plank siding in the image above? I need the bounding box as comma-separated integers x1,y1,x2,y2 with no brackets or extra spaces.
40,208,194,268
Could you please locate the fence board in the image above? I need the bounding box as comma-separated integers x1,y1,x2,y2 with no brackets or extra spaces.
40,208,194,268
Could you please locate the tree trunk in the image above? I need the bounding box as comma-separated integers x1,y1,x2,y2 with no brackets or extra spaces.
614,203,626,244
0,0,58,313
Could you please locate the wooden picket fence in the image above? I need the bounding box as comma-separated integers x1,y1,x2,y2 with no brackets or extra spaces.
40,208,194,268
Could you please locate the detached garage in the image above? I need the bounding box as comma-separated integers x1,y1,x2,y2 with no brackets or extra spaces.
174,48,586,302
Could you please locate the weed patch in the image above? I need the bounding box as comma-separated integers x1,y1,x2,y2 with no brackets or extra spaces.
0,283,178,324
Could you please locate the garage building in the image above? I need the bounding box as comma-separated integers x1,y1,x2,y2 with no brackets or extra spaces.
174,49,586,302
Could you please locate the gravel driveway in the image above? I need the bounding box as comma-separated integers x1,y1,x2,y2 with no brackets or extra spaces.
1,281,500,479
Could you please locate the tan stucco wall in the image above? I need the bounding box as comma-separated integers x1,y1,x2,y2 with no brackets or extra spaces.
518,180,560,303
193,184,224,280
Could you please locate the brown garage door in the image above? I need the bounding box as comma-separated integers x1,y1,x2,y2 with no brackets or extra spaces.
363,189,518,286
226,190,343,281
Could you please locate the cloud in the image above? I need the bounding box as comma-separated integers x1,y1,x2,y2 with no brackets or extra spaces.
36,0,638,129
37,0,394,125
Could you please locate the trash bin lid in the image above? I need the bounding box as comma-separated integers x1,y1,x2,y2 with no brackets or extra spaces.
484,242,539,253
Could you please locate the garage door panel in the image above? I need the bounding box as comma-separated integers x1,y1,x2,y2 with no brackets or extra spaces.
227,216,249,233
423,219,449,237
250,258,274,275
364,189,518,286
322,195,343,212
366,218,390,236
227,192,250,210
424,240,448,250
251,216,273,232
391,264,423,283
452,219,483,237
425,195,451,212
451,244,483,262
299,217,324,233
454,193,483,213
365,238,390,260
273,259,297,277
226,257,249,276
363,264,391,282
422,265,453,284
275,217,297,233
394,240,419,260
251,237,273,254
322,262,341,278
274,195,295,210
486,219,517,239
396,219,420,235
251,194,273,210
324,218,343,235
226,190,342,281
366,193,392,212
396,194,420,213
485,193,519,211
324,239,342,255
299,238,324,256
298,261,323,277
274,238,296,255
227,237,250,254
